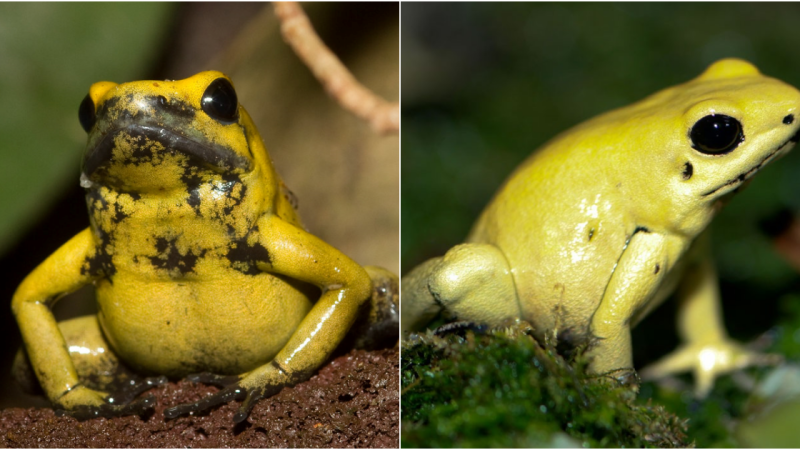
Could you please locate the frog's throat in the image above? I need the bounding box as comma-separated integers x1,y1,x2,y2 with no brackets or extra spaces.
701,134,798,198
82,124,253,178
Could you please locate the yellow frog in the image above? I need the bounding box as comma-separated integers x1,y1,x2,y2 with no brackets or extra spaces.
402,59,800,395
11,71,397,422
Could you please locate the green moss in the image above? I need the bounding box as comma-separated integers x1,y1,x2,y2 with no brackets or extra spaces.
401,324,689,448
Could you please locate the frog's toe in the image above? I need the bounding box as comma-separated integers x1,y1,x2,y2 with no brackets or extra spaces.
232,384,284,423
641,340,784,397
57,394,159,420
110,375,168,404
55,376,167,420
166,367,295,423
185,372,239,387
163,382,247,420
433,321,489,337
163,381,283,423
602,368,641,388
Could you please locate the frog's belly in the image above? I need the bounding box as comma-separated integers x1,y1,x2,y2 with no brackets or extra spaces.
94,270,314,377
471,191,631,339
502,237,616,337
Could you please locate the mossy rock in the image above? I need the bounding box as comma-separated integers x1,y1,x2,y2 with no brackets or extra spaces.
401,324,689,448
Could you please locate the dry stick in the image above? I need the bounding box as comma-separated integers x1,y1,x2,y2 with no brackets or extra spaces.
274,2,399,135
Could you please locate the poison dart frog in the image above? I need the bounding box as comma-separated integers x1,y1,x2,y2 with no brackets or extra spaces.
402,59,800,395
11,71,398,422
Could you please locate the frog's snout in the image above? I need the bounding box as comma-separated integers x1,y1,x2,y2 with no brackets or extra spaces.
83,124,251,179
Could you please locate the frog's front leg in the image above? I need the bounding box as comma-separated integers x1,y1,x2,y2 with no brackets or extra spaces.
13,315,167,419
11,228,162,417
640,239,782,396
589,229,676,382
164,215,373,423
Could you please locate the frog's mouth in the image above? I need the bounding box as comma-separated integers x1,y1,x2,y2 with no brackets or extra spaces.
701,129,800,197
82,124,253,180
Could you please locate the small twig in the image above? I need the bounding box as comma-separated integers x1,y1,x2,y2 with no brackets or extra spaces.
274,2,399,135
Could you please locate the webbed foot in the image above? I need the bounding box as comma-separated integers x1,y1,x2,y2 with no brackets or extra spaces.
55,376,167,420
601,368,641,388
641,339,783,397
433,321,489,337
164,369,291,423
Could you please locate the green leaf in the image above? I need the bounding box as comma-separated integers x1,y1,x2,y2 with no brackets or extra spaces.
0,3,174,253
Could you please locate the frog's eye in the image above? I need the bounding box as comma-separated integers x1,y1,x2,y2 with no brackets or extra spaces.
689,114,743,155
201,78,239,123
78,94,96,133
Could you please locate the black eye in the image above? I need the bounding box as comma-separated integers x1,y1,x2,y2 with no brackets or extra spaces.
78,93,96,133
201,78,238,123
689,114,744,155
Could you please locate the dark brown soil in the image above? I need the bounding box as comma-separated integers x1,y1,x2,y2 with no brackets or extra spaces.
0,348,398,448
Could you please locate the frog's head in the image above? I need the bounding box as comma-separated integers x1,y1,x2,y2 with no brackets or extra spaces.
77,72,290,234
601,59,800,233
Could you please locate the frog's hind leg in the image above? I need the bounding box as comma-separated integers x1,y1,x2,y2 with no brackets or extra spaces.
13,315,166,408
342,265,399,350
401,243,521,333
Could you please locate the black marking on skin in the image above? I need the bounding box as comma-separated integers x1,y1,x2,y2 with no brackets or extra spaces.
225,224,237,240
95,96,124,123
634,226,650,234
146,95,196,121
180,168,204,189
270,360,287,375
180,169,205,213
588,228,595,241
186,188,202,212
80,229,116,279
148,236,206,276
282,183,299,210
682,162,693,180
111,201,128,224
225,236,271,275
220,173,246,216
84,124,251,178
242,124,255,159
85,188,129,226
86,187,109,213
654,264,660,274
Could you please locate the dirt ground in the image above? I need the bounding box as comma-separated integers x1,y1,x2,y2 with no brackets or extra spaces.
0,348,398,448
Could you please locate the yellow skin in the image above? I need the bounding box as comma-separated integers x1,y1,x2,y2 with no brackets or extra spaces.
11,71,397,422
403,59,800,396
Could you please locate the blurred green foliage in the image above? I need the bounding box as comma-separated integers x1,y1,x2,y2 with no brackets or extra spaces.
0,3,174,253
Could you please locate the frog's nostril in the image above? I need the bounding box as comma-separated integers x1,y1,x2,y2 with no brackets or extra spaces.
784,114,795,125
